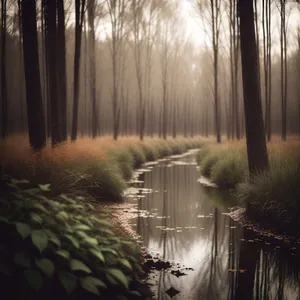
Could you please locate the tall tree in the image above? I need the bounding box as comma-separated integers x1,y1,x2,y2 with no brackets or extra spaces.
197,0,222,143
87,0,98,138
71,0,86,141
279,0,288,141
1,0,7,138
57,0,68,142
107,0,128,140
45,0,60,146
21,0,46,151
238,0,268,174
131,0,146,141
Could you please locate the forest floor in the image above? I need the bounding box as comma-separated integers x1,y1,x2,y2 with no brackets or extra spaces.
196,136,300,236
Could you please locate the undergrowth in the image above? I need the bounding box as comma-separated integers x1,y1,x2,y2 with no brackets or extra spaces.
1,136,208,202
0,177,148,300
196,138,300,234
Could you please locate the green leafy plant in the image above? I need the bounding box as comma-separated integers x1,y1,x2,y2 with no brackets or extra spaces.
0,177,147,300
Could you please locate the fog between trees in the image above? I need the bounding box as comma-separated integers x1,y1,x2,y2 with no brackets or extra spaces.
1,0,300,148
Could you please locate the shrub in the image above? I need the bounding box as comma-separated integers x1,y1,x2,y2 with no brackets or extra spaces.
107,150,134,181
210,151,247,188
236,158,300,232
126,145,146,168
0,177,147,300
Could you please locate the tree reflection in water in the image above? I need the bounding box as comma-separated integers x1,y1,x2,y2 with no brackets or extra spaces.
126,154,300,299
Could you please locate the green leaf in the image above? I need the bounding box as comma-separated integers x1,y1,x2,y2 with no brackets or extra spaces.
89,249,105,263
31,230,48,253
13,252,32,268
35,258,55,277
24,269,43,291
45,199,61,209
99,228,114,236
87,203,96,211
117,259,132,270
0,216,9,223
55,250,70,260
73,224,91,231
44,230,61,247
24,188,41,195
70,259,92,274
90,216,113,227
58,270,77,294
60,194,76,204
64,234,79,249
38,184,51,191
107,268,129,289
16,222,32,239
56,211,69,221
32,203,49,213
11,179,30,185
83,237,98,246
43,216,57,226
75,231,89,239
68,204,84,210
31,213,43,224
80,276,107,296
101,248,118,256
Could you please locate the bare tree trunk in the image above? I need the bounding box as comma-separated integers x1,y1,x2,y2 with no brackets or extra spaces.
211,0,221,143
238,0,268,174
17,0,24,132
280,0,287,141
21,0,46,151
45,0,61,146
88,0,98,138
267,0,272,141
57,0,67,141
71,0,86,141
1,0,7,138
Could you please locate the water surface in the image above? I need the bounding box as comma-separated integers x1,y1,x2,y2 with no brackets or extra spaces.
125,151,300,300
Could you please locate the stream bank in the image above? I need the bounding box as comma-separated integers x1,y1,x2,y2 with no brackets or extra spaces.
120,150,300,300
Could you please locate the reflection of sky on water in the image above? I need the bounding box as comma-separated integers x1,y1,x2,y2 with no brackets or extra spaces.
125,153,300,300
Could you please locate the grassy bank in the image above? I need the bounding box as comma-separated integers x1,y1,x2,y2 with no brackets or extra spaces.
1,135,208,202
0,135,209,299
196,138,300,234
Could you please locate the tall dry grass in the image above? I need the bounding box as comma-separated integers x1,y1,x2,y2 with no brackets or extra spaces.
1,134,210,201
196,136,300,233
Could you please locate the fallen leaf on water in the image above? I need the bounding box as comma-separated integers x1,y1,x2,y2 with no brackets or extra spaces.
165,286,180,298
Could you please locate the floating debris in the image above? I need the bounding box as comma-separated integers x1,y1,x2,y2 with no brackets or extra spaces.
165,286,180,298
171,270,187,278
197,215,205,218
197,176,218,188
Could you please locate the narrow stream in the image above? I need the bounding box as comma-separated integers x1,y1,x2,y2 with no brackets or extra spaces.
124,150,300,300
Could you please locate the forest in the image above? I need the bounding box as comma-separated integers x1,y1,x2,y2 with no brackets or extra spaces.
1,0,300,299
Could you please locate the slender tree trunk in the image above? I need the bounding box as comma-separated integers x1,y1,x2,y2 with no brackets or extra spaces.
57,0,67,141
280,0,287,141
238,0,268,174
1,0,7,138
18,0,24,132
45,0,60,146
88,0,98,138
21,0,46,151
71,0,86,141
267,0,272,141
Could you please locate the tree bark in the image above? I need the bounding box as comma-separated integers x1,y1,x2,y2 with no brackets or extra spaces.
45,0,61,146
21,0,46,151
57,0,68,142
88,0,98,139
71,0,86,141
1,0,7,138
238,0,268,174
